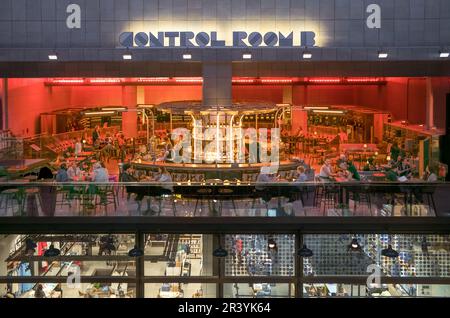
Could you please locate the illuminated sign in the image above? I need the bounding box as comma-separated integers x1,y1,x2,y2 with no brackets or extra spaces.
119,31,317,48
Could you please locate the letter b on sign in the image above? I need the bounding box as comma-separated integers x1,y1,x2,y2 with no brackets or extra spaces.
66,4,81,29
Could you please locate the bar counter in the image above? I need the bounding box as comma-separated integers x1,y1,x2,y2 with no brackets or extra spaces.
131,160,301,180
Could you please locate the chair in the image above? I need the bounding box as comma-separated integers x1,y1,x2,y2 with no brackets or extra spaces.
21,188,44,216
0,188,23,216
95,185,118,216
348,186,372,216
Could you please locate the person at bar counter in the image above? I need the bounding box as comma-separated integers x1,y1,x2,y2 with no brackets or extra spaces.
120,163,151,213
142,167,174,215
255,166,278,203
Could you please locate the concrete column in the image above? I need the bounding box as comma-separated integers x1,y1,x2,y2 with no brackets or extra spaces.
202,62,232,107
0,235,16,295
426,78,434,130
137,86,145,105
122,86,138,138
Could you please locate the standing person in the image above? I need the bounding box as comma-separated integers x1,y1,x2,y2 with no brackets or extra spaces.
74,138,83,157
92,126,100,146
34,284,46,298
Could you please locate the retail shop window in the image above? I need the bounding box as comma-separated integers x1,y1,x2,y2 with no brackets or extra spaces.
303,234,450,277
0,283,135,298
223,283,295,298
144,283,216,298
143,234,215,276
303,283,450,298
224,234,295,277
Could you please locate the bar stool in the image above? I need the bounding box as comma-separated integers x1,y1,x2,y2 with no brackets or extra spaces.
95,185,118,216
21,188,44,216
0,189,23,216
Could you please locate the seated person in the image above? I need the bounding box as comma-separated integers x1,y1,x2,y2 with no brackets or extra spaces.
91,162,109,182
295,166,308,182
155,149,169,162
337,154,348,170
319,159,335,180
142,167,174,215
397,157,412,178
255,166,278,203
424,165,438,182
120,164,150,208
347,160,361,181
153,167,174,194
55,163,69,182
67,162,82,181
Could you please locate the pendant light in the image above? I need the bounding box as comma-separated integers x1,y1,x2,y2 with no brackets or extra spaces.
348,237,361,252
267,238,277,250
381,244,399,258
297,244,313,258
128,245,144,257
213,246,228,258
44,244,61,257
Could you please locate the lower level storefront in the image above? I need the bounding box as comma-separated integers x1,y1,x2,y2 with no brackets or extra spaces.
1,232,449,298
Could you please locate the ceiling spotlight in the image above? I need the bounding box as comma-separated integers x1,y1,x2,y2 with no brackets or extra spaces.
302,52,312,59
440,51,449,58
348,238,362,252
122,53,133,60
242,53,252,60
44,244,61,257
128,245,144,257
297,244,313,257
381,245,399,258
212,246,228,257
48,54,58,60
378,51,388,59
182,53,192,60
268,238,277,250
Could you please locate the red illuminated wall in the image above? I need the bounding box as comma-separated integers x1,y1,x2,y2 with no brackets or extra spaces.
233,86,284,103
7,79,71,136
69,86,123,106
144,86,202,104
5,77,450,137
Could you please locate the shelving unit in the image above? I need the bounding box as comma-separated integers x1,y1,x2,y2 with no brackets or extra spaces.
178,234,202,259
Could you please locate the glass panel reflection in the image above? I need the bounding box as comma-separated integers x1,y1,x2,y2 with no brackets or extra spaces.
144,234,214,276
303,234,450,277
223,283,294,298
144,283,216,298
224,234,295,277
